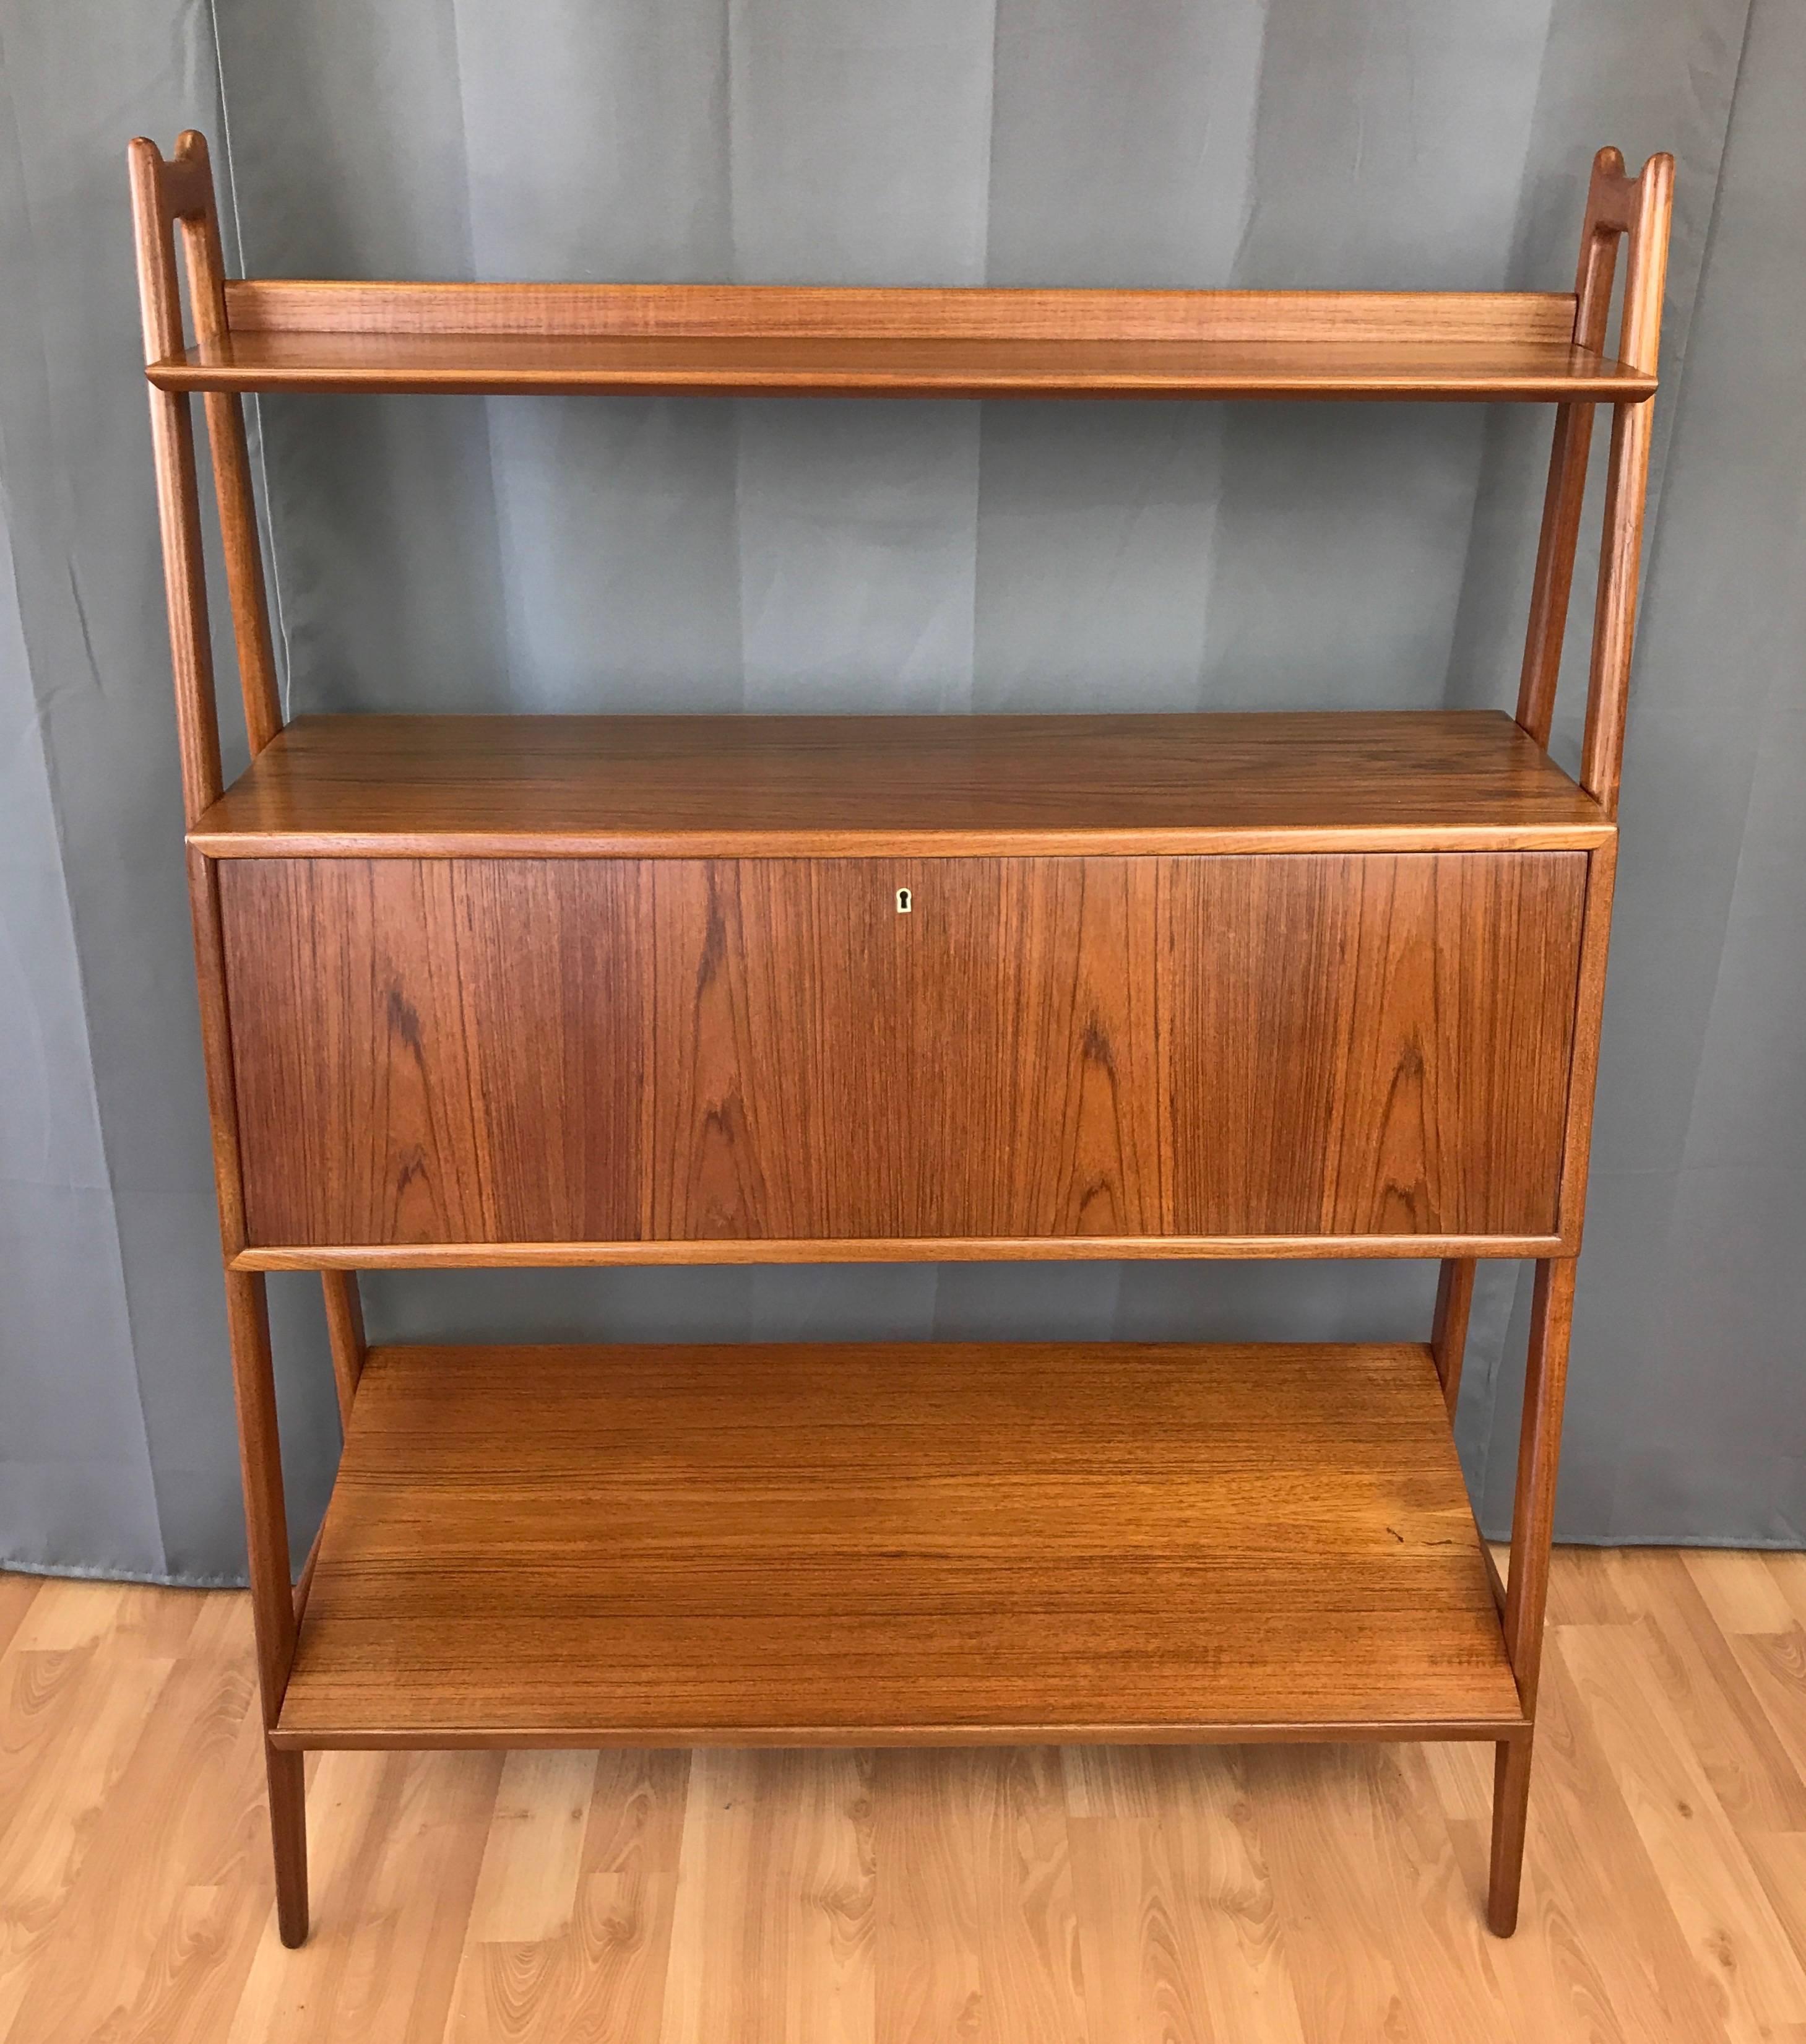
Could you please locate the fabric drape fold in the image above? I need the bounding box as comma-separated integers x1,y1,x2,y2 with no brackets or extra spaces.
1,0,1797,1580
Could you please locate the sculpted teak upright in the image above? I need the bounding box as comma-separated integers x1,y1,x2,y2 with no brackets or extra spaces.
130,132,1672,1947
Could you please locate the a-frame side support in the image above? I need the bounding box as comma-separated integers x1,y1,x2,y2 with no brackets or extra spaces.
1516,144,1674,811
1488,1258,1578,1934
1487,146,1672,1938
130,131,313,1947
224,1270,309,1949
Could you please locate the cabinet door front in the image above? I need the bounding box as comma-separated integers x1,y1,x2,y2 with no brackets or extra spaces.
218,850,1585,1249
1162,852,1588,1237
218,857,1162,1246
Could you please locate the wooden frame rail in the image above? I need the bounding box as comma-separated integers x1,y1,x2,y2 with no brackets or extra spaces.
128,129,1672,1949
1516,145,1674,816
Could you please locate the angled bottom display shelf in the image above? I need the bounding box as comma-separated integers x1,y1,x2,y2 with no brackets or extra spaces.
277,1339,1524,1750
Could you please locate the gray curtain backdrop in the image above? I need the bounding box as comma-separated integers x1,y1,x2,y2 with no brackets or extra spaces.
1,0,1800,1583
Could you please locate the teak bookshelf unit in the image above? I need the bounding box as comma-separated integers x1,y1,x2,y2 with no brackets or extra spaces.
131,132,1674,1948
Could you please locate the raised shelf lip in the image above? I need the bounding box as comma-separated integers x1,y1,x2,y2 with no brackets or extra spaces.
143,280,1658,401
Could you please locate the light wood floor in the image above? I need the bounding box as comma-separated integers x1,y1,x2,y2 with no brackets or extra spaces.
2,1552,1804,2042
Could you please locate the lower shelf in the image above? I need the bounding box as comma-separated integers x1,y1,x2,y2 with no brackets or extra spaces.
275,1340,1524,1749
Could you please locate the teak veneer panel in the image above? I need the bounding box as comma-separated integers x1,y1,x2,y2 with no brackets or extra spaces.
217,849,1585,1250
217,857,1161,1247
1162,852,1589,1238
274,1339,1524,1746
642,857,1164,1242
189,710,1612,857
218,859,644,1246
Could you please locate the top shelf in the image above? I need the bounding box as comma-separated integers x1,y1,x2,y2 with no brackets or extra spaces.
147,282,1656,402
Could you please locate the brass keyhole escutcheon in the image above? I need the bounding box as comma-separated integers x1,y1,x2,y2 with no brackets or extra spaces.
896,886,912,914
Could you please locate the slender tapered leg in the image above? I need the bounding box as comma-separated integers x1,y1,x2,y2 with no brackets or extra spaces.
265,1746,309,1949
1488,1737,1536,1937
224,1268,309,1944
1487,1256,1577,1936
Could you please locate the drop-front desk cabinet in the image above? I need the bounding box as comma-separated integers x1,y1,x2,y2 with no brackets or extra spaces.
131,134,1672,1947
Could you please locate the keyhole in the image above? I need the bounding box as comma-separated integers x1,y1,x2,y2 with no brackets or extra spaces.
896,887,912,914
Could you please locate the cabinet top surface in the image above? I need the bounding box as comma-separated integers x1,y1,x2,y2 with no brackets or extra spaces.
191,709,1611,858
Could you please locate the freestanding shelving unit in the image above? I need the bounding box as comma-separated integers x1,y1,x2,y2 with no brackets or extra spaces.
129,132,1672,1948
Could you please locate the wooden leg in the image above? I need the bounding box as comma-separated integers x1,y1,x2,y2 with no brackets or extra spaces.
1486,1256,1577,1937
223,1269,310,1943
266,1743,309,1947
1488,1734,1535,1937
1430,1257,1477,1416
320,1270,367,1428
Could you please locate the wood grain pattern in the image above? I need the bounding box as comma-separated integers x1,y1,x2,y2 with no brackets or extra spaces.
1516,147,1638,749
221,1272,295,1731
188,711,1612,859
185,846,251,1260
1159,852,1586,1240
163,131,284,759
1605,152,1676,380
1490,1257,1579,1936
0,1594,272,2044
217,851,1584,1251
273,1340,1522,1747
639,857,1162,1241
1581,153,1674,817
148,328,1655,402
1243,1741,1503,2042
1063,1744,1305,2043
874,1747,1079,2043
136,129,305,1946
12,1558,1802,2040
1555,831,1619,1242
1432,1258,1478,1415
319,1272,366,1426
222,1270,308,1945
214,860,639,1248
661,1747,874,2043
1501,1263,1581,1728
127,136,223,826
1561,1616,1806,2039
146,279,1659,404
218,280,1586,343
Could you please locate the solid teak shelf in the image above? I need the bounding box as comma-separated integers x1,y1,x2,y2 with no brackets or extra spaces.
279,1341,1524,1747
129,129,1674,1949
144,280,1657,400
189,709,1611,857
